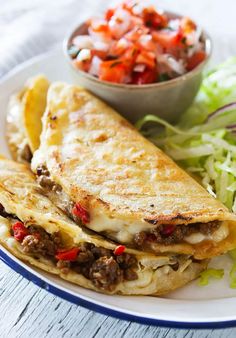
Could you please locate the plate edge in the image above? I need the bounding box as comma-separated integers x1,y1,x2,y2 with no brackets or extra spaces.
1,248,236,329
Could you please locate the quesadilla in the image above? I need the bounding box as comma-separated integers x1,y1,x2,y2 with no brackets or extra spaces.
0,157,206,295
6,75,49,162
31,82,236,260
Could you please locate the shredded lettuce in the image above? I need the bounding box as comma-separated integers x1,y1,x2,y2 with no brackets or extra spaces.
136,57,236,210
198,269,224,286
179,57,236,128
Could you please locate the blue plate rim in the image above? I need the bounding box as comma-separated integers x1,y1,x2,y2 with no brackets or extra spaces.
1,248,236,329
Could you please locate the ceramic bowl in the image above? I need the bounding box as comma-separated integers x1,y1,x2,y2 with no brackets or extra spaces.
63,18,211,123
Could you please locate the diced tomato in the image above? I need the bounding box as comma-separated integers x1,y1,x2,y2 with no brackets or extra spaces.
99,60,128,83
180,17,197,34
152,30,183,49
91,49,107,60
186,50,206,71
161,225,176,236
136,51,156,69
114,245,126,256
105,8,115,21
72,203,90,224
90,19,110,33
142,6,168,29
56,248,80,261
121,45,139,65
12,222,29,242
131,69,157,84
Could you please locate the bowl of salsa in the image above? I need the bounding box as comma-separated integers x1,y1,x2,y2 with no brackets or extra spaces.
64,0,211,122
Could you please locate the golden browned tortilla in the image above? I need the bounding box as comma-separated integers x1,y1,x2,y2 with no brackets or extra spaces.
6,75,49,162
31,82,236,260
0,157,206,296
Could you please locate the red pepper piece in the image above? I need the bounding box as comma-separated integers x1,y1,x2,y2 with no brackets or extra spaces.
72,203,90,224
12,222,29,242
161,224,176,236
56,247,80,261
114,245,126,256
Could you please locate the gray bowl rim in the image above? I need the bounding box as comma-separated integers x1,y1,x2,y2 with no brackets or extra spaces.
63,12,212,91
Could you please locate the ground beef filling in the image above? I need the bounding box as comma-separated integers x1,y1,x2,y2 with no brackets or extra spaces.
134,221,221,247
21,226,60,256
8,220,138,291
36,166,75,220
36,165,62,194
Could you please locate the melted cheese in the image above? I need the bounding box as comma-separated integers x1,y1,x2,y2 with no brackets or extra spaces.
185,222,229,244
89,211,152,243
90,209,230,246
0,217,18,249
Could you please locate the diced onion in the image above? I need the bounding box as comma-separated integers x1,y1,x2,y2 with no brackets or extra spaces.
89,56,102,76
72,35,94,49
76,49,92,62
133,64,146,72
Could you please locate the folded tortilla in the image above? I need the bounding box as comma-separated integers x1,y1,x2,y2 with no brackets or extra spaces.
6,75,49,162
0,157,206,295
31,82,236,260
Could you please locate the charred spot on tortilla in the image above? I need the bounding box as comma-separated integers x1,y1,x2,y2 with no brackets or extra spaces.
144,213,193,224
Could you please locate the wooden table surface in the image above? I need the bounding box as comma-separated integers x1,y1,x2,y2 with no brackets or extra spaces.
1,0,236,337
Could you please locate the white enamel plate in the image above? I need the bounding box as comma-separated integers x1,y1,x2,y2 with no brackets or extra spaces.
1,49,236,328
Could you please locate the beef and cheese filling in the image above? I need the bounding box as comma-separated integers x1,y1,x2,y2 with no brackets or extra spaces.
133,221,224,248
20,227,138,292
0,212,137,292
0,203,197,292
36,165,229,249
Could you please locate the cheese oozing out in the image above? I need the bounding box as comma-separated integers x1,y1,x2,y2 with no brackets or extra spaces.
89,209,229,245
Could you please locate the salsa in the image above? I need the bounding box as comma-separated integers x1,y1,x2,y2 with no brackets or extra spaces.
68,0,206,85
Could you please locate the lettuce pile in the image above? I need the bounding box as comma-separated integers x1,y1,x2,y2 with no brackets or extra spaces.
137,57,236,211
